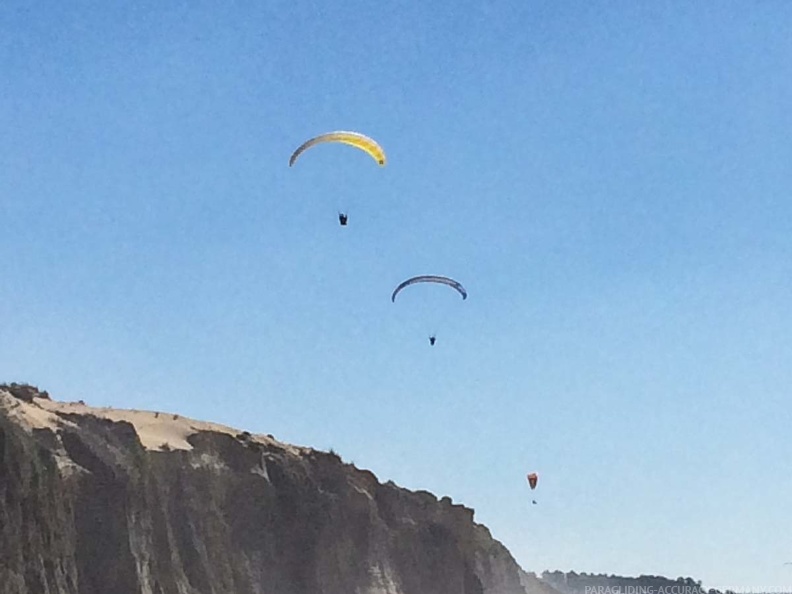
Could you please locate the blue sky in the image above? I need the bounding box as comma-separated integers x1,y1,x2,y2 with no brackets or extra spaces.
2,1,791,589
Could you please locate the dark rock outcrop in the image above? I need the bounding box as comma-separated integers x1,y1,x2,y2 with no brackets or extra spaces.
0,385,549,594
1,382,50,403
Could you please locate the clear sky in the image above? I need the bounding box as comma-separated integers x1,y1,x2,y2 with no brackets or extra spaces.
2,1,791,590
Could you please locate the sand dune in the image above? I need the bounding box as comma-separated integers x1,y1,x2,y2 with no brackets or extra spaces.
0,389,302,454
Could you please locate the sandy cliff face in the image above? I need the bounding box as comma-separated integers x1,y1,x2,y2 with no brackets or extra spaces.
0,385,545,594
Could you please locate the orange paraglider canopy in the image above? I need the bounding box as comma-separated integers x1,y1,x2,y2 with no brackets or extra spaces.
527,473,538,490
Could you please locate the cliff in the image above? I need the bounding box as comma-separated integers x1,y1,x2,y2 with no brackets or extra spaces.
0,383,548,594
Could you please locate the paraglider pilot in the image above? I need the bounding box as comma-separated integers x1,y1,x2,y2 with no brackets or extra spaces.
338,212,348,226
429,335,436,346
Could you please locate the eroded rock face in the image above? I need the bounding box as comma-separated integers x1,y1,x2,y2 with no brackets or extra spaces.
0,386,545,594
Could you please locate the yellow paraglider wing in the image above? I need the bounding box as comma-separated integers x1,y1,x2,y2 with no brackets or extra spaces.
289,131,386,167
